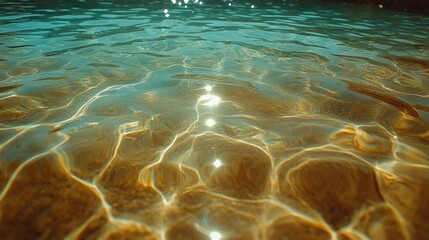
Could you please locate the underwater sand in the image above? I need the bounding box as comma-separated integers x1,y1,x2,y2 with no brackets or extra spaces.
1,0,429,239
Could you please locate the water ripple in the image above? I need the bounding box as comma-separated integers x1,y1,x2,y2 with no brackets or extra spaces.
1,0,429,239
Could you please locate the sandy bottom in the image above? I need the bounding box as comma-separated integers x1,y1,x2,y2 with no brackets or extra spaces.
1,0,429,239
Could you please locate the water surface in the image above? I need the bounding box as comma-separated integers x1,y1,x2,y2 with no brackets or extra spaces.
1,0,429,239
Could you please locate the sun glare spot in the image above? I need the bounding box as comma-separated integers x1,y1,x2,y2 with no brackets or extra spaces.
200,94,220,107
205,85,213,92
213,159,222,168
206,118,216,127
210,231,222,240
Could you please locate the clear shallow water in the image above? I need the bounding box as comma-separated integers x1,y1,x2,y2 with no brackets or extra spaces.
1,0,429,239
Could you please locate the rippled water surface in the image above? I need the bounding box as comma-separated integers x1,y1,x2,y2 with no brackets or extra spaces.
1,0,429,239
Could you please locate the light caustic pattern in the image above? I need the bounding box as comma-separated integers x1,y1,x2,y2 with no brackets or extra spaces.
1,0,429,239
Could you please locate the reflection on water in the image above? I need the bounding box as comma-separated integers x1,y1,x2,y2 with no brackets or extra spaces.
1,0,429,239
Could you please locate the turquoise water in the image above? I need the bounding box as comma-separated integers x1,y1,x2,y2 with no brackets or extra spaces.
1,0,429,239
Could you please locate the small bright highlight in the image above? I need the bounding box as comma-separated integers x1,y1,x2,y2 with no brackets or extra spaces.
205,118,216,127
210,231,222,240
204,85,213,92
213,159,222,168
200,94,220,107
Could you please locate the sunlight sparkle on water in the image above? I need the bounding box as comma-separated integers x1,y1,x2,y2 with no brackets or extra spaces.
205,85,213,92
200,94,220,107
213,159,222,168
205,119,216,127
210,231,222,240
